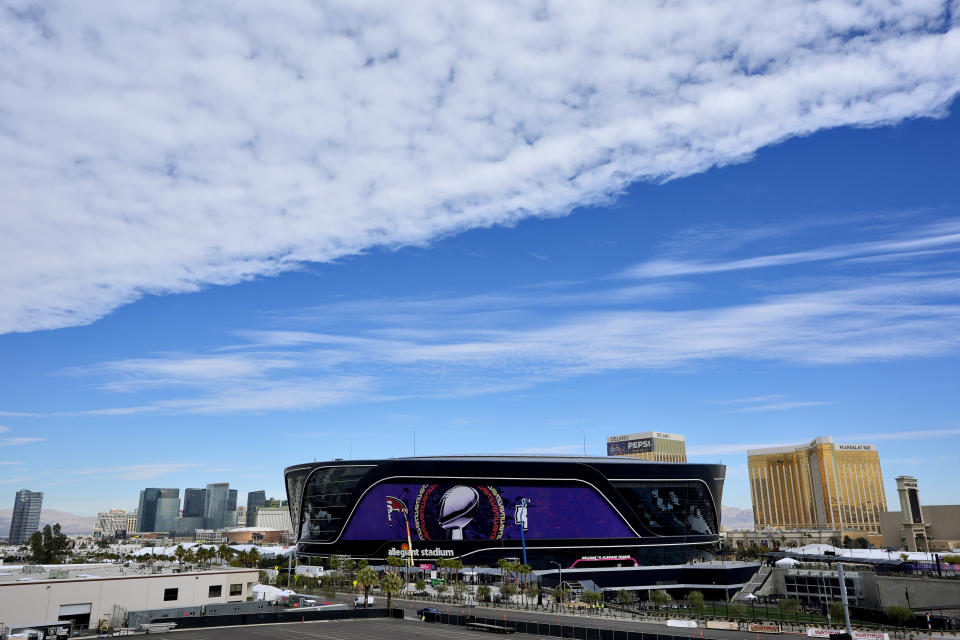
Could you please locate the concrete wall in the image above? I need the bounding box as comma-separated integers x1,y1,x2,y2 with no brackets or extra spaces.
880,504,960,549
861,574,960,610
0,568,258,629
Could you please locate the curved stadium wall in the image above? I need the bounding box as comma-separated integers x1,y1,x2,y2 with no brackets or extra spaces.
284,456,724,569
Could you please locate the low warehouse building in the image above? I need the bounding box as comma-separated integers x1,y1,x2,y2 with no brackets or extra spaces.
0,563,259,630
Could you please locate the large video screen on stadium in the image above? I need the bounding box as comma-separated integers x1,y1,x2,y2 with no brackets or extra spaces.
338,481,635,541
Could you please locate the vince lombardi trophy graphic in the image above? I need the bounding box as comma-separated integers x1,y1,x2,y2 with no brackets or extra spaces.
439,486,479,540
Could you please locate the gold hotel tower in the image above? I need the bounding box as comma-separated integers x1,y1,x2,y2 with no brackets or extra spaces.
748,436,886,532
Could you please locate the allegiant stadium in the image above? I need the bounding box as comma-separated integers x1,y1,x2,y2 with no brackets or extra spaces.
284,456,727,570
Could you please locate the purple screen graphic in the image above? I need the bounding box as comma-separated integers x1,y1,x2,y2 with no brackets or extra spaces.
341,482,635,541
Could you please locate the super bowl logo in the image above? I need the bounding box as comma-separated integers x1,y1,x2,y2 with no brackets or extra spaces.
414,484,505,541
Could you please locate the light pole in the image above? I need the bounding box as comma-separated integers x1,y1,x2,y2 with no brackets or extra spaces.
550,561,563,609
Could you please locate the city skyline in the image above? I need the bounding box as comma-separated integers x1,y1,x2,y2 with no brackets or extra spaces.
2,4,959,516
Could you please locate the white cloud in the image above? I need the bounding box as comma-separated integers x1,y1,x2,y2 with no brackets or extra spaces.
0,476,36,485
625,220,960,278
72,463,202,480
0,425,9,433
0,437,44,446
2,2,959,333
55,267,960,414
727,401,830,413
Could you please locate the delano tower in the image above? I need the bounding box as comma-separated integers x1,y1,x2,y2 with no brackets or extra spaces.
748,436,886,532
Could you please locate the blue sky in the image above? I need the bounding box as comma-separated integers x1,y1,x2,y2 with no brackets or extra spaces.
2,2,960,516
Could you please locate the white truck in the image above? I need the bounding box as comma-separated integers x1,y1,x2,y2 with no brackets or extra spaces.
353,594,375,608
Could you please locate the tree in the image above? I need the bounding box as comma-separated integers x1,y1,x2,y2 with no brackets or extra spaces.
778,598,798,619
650,589,672,611
617,589,634,609
415,577,427,593
497,558,511,588
730,603,746,620
386,556,404,574
477,585,491,602
173,545,186,564
328,556,341,573
688,590,705,615
356,566,379,604
829,601,845,624
582,590,602,606
854,537,870,549
321,579,337,601
525,583,540,603
886,606,914,628
217,544,234,565
941,554,960,564
29,531,44,563
380,573,403,609
449,558,464,585
550,587,568,606
842,535,853,549
501,583,518,600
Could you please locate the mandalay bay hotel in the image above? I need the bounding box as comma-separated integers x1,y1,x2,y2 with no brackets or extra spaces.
747,436,887,533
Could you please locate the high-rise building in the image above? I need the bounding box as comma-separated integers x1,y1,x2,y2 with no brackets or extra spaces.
748,436,886,532
183,488,206,518
253,507,293,533
9,489,43,545
227,489,238,528
246,490,266,527
203,483,237,529
137,488,180,533
606,431,687,462
92,508,138,538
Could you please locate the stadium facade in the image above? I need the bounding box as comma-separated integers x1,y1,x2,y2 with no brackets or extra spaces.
284,456,725,569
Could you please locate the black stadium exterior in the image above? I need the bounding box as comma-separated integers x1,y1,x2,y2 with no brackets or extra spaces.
285,456,725,570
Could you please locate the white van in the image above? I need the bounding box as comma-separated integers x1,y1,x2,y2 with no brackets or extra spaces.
354,594,375,608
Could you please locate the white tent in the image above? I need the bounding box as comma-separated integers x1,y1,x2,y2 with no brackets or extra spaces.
252,584,283,601
775,557,800,567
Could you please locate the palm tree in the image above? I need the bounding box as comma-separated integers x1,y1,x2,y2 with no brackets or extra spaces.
380,573,402,609
518,563,532,599
497,558,510,590
386,555,404,574
356,566,379,605
173,545,186,564
217,544,234,566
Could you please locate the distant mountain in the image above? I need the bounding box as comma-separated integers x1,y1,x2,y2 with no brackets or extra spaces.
721,505,754,531
0,508,95,538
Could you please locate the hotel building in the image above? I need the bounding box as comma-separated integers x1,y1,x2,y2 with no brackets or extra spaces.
747,436,886,532
606,431,687,462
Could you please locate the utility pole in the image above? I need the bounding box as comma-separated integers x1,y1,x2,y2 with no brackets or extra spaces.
285,547,293,589
837,562,853,636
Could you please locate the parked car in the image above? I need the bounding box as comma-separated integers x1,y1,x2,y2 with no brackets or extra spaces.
417,607,440,617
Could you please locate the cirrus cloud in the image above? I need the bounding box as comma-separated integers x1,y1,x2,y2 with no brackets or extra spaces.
2,1,960,334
